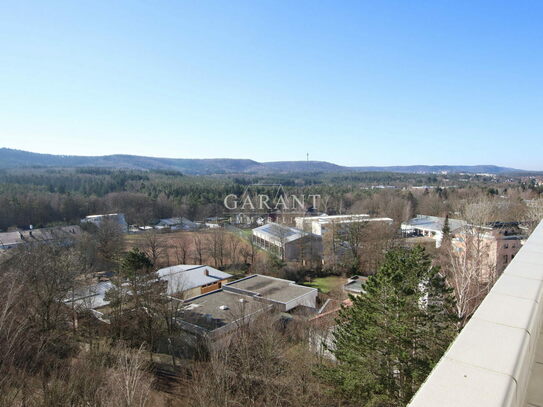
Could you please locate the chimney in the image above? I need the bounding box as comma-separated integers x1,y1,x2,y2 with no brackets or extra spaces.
204,268,209,276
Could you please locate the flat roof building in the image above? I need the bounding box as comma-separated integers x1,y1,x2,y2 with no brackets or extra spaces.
175,274,318,342
225,274,318,311
295,214,394,237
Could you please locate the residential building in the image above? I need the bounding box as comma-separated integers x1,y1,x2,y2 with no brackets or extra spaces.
452,222,525,279
252,222,323,262
401,215,467,248
81,213,128,233
156,264,232,298
0,225,81,251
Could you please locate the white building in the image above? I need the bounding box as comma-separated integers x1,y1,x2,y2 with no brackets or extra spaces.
81,213,128,233
252,222,323,262
295,214,394,236
401,215,467,248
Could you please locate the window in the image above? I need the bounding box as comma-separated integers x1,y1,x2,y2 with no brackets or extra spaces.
503,254,508,263
504,243,509,249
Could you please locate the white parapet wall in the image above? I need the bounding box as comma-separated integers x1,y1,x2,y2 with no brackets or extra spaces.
409,220,543,407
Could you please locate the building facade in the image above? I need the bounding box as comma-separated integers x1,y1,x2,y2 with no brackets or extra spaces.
252,222,323,262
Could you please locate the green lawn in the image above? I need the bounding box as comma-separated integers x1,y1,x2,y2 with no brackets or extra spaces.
304,276,345,294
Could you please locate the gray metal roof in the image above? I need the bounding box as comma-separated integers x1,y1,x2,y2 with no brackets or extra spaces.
225,274,316,304
403,215,467,233
0,225,82,248
344,276,369,293
156,265,232,295
157,217,197,227
65,281,113,310
252,223,305,243
177,290,269,331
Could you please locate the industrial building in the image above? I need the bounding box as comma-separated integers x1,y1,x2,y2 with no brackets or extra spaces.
252,222,323,262
295,214,394,237
81,213,129,233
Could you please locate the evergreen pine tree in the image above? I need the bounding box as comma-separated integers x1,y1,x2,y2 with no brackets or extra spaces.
442,213,451,236
322,246,457,406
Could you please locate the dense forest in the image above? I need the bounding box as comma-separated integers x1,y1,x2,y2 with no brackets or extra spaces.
0,167,541,230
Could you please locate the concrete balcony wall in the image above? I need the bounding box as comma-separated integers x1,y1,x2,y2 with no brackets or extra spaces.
409,220,543,407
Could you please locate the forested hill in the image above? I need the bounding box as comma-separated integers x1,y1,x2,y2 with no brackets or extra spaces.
0,148,526,174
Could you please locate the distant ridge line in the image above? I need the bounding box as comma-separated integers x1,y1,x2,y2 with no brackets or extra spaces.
0,148,533,175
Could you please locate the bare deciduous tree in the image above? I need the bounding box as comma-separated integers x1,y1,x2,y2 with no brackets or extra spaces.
141,231,166,268
209,229,228,268
193,234,206,264
174,236,191,265
440,199,501,326
106,344,152,407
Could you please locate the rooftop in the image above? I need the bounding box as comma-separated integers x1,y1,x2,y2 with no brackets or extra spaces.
403,215,467,233
297,214,370,222
225,274,316,304
177,290,270,332
64,281,113,310
252,223,306,243
84,213,123,219
0,225,81,248
156,265,232,295
344,275,369,294
157,217,197,227
318,216,393,225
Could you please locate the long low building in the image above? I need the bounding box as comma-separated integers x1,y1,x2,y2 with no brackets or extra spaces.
401,215,467,247
175,274,318,343
224,274,318,311
155,217,199,231
0,225,81,251
296,214,394,237
81,213,128,233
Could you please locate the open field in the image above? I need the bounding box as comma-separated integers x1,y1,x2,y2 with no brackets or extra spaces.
304,276,346,294
124,229,263,271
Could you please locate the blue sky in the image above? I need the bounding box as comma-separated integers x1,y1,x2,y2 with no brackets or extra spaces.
0,1,542,169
